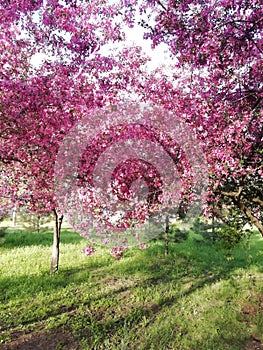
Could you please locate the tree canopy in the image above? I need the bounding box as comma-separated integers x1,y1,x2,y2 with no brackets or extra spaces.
0,0,262,245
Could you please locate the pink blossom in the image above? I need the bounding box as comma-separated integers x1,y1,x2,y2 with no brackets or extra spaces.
82,246,96,256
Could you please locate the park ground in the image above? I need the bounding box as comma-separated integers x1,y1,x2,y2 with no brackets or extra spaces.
0,221,263,350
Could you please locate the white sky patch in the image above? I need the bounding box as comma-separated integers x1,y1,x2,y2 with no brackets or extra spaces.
31,52,46,67
99,22,174,72
29,0,174,72
124,24,174,71
30,20,174,73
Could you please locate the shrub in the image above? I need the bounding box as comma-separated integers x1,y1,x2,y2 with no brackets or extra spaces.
169,224,189,243
191,217,253,250
191,217,221,243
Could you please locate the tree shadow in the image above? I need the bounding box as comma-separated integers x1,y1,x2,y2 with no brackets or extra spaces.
1,236,263,349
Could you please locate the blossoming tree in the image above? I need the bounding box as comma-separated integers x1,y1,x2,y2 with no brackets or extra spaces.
0,0,151,273
1,0,262,277
122,0,263,235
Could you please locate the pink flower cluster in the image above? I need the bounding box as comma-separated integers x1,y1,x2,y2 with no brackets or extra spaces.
110,245,127,260
138,243,148,249
82,245,96,256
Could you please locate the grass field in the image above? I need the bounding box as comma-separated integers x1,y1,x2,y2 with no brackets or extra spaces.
0,222,262,349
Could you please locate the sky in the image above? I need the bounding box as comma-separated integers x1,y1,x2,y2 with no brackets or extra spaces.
30,9,173,73
100,22,173,72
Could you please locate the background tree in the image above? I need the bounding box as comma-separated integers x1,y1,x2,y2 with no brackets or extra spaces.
1,0,262,276
122,0,263,235
0,0,151,273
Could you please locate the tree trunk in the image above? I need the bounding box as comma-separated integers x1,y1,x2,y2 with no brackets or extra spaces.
220,189,263,238
237,199,263,237
12,206,16,227
36,215,40,234
212,201,216,240
164,215,169,256
50,209,63,275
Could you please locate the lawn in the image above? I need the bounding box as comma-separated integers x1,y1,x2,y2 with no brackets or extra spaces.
0,223,262,350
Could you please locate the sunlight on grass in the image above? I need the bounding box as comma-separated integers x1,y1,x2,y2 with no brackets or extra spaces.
0,228,262,349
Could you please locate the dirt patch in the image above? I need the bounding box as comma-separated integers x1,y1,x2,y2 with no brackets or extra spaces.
1,328,82,350
242,293,263,350
241,292,263,319
245,338,263,350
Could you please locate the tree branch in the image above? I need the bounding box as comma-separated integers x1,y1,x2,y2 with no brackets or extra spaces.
236,198,263,236
251,197,263,207
157,1,167,11
220,185,243,199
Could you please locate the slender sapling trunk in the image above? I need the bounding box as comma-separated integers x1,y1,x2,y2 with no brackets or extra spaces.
165,215,169,256
50,208,63,275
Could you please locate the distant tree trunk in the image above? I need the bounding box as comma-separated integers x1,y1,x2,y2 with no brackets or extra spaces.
212,202,215,238
164,215,169,256
36,215,40,234
50,208,63,275
12,206,16,227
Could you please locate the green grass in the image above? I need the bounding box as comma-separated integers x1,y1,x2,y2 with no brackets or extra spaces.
0,226,263,350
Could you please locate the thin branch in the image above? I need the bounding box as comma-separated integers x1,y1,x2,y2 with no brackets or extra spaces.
251,197,263,207
0,156,24,165
0,127,18,138
220,185,243,199
157,1,167,11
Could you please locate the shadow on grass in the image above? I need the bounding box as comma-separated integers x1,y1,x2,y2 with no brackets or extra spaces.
1,235,263,349
2,237,263,306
